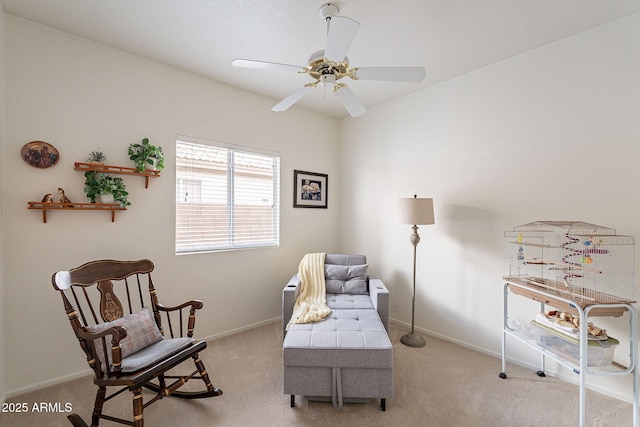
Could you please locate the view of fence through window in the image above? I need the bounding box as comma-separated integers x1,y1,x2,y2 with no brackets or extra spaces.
176,139,280,253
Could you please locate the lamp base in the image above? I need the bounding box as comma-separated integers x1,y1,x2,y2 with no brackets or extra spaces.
400,332,426,348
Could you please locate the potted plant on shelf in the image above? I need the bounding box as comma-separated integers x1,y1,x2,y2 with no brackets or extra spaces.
83,171,131,207
87,150,107,165
128,138,165,172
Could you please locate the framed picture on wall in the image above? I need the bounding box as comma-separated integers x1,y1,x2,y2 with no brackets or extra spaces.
294,170,328,208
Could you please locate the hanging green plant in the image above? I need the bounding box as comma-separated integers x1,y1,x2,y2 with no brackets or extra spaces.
128,138,165,172
83,171,131,207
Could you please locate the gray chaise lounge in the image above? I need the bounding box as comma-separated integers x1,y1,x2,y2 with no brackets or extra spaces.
282,254,394,410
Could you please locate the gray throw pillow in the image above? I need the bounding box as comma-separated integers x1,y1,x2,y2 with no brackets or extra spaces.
324,264,368,294
87,308,163,370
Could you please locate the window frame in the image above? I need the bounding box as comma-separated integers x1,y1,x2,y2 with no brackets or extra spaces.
175,136,280,254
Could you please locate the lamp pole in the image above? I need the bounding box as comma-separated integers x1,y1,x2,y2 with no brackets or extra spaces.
401,223,426,347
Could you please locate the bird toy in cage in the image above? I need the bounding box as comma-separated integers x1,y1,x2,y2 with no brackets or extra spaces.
561,233,608,282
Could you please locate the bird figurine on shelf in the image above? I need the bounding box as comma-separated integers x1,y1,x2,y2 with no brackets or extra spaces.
41,193,53,203
57,187,73,207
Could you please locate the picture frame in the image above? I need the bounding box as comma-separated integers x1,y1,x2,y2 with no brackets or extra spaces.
294,170,328,208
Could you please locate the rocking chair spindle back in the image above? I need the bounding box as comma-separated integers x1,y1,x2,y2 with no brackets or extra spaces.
52,259,222,427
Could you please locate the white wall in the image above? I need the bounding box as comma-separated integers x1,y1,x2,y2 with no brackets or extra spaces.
0,3,6,407
339,13,640,401
3,16,341,394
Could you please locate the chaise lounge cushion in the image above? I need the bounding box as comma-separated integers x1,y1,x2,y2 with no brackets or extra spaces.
326,294,374,310
283,308,392,369
324,264,369,295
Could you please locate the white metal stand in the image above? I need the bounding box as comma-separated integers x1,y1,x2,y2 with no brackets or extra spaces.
500,279,638,427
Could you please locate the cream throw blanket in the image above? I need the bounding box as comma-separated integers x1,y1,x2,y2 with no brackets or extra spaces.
286,253,331,330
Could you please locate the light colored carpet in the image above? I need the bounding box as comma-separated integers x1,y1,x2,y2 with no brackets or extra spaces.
0,321,633,426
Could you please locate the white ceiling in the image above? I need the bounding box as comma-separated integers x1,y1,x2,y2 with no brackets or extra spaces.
3,0,640,118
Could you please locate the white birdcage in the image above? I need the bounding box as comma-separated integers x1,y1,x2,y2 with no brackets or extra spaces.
504,221,635,304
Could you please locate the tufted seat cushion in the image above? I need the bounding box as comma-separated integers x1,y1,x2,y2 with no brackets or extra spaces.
326,293,375,310
283,306,392,369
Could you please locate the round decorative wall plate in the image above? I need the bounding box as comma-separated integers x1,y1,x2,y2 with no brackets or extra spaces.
21,141,60,168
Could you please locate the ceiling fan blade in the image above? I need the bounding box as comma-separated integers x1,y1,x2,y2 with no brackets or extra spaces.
272,86,314,112
334,85,366,117
324,16,360,63
354,67,426,82
232,59,304,73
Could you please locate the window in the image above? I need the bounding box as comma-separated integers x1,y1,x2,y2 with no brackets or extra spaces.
176,138,280,253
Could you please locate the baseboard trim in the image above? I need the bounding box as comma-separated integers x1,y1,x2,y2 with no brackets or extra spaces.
201,317,281,342
6,370,92,399
391,318,501,358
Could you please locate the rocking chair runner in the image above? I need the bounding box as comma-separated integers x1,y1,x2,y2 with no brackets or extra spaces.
52,259,222,427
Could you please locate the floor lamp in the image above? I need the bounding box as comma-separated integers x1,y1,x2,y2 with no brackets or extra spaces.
398,195,435,348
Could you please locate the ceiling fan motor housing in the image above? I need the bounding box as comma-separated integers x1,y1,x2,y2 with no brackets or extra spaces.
307,49,349,81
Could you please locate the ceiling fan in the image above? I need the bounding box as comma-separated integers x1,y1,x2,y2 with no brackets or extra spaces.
232,3,426,117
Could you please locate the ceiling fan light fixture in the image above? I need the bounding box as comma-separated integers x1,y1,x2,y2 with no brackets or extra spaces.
320,74,336,86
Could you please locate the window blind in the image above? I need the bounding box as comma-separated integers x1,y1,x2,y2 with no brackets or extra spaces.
176,139,280,253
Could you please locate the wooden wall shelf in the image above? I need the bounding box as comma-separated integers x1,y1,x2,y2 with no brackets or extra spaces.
28,201,126,223
74,162,160,188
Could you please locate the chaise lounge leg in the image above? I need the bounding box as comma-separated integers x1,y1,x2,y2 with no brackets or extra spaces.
290,395,295,407
380,399,386,411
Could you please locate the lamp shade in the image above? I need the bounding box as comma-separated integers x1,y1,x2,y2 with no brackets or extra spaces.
398,196,435,225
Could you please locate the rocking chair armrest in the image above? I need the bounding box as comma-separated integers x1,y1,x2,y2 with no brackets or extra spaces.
156,300,204,312
78,326,127,377
155,300,203,339
78,325,128,344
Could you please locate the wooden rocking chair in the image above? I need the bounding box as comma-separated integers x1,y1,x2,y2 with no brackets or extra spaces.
51,259,222,427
